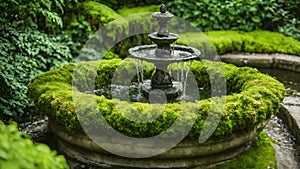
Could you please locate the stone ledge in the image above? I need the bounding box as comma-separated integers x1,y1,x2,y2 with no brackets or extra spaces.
221,53,300,72
48,119,260,168
220,53,300,146
278,104,300,145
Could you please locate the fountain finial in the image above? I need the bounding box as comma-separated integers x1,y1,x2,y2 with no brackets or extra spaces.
160,4,167,13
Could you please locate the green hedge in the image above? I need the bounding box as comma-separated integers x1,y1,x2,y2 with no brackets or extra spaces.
0,121,68,169
167,0,300,40
178,30,300,56
27,59,285,139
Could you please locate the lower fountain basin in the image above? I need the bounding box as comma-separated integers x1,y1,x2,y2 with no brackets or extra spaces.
49,119,263,168
27,59,285,168
129,44,200,63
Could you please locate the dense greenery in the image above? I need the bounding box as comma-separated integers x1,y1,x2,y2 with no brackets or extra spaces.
0,121,68,169
0,0,73,116
63,1,122,56
27,59,285,138
167,0,300,40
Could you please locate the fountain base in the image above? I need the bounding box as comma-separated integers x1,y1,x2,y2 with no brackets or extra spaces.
48,119,259,169
141,80,182,103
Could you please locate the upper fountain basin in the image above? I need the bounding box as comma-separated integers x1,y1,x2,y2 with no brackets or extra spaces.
148,32,179,45
129,44,201,63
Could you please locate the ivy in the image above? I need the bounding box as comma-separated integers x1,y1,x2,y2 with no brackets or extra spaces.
0,0,74,116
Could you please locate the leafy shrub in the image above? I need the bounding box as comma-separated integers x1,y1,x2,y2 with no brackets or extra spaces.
0,25,72,116
0,0,74,116
63,1,121,57
0,0,66,31
167,0,300,40
27,59,285,138
0,121,69,169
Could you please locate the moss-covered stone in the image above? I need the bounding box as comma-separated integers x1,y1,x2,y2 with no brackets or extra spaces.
212,132,276,169
178,30,300,56
27,59,285,139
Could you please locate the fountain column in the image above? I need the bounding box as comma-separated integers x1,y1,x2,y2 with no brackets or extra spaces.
149,4,178,89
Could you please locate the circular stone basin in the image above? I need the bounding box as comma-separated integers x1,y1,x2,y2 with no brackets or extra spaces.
129,44,200,63
27,59,286,168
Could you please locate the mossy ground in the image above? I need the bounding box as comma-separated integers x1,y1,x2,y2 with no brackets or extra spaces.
212,132,276,169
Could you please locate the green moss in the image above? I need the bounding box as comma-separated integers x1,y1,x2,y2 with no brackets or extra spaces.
27,59,285,139
0,121,69,169
213,132,276,169
117,5,160,16
81,1,121,26
178,30,300,56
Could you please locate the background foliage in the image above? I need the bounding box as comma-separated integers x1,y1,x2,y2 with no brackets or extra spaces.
167,0,300,40
0,0,73,116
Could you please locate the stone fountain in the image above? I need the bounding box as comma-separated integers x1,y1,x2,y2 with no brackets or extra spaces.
26,4,287,169
129,4,200,102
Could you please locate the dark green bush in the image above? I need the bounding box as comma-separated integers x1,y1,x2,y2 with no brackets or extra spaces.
27,59,285,138
0,121,69,169
0,0,73,116
167,0,300,40
0,26,72,116
63,1,121,56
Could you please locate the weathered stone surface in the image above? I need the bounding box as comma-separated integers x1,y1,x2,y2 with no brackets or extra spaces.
221,53,300,73
279,105,300,145
48,119,257,168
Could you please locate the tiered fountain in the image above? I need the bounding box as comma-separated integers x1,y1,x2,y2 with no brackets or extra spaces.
27,4,286,169
129,4,200,102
